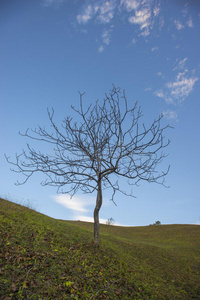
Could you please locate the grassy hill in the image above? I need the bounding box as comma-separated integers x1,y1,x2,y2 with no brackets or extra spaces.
0,198,200,299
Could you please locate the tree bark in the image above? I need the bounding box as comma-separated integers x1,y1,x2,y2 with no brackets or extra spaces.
94,177,102,246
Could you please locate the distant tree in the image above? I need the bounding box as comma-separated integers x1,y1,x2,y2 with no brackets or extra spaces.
6,86,171,245
106,217,115,225
153,221,161,225
155,220,161,225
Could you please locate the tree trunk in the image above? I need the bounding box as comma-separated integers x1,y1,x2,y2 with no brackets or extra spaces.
94,178,102,246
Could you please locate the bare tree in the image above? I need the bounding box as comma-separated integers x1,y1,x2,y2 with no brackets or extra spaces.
106,218,115,225
6,86,171,245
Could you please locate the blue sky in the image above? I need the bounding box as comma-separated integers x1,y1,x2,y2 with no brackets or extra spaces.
1,0,200,226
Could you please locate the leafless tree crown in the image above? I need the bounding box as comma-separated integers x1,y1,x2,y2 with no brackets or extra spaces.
6,86,171,203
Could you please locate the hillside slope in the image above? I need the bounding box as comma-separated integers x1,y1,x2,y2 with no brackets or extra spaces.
0,198,200,299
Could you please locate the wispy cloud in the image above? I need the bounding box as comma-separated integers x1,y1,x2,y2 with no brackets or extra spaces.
153,6,160,17
154,89,173,104
151,46,158,52
132,38,137,45
77,0,116,24
77,4,94,24
123,0,161,37
174,19,184,30
54,194,94,213
76,0,161,49
157,71,166,80
144,86,152,91
162,110,178,121
155,58,198,104
102,28,112,45
166,74,198,102
74,215,108,224
97,0,116,23
98,27,113,52
42,0,64,7
155,74,198,104
154,89,165,99
120,0,139,12
53,194,111,224
129,8,151,36
187,18,194,28
158,16,164,30
173,57,188,71
98,45,105,53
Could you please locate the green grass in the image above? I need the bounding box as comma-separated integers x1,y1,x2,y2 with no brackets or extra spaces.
0,198,200,299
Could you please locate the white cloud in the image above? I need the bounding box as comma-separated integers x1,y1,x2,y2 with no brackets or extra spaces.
157,94,173,104
53,194,113,223
97,0,116,23
127,1,160,37
181,7,188,18
42,0,64,7
157,71,166,79
129,8,151,26
167,74,198,102
129,9,151,37
132,38,137,45
77,0,116,24
74,215,131,226
54,194,114,224
155,58,198,104
74,215,108,224
155,73,198,104
98,45,105,53
151,46,158,52
77,0,161,43
154,89,174,104
102,29,111,45
144,86,152,91
174,20,184,30
187,18,194,28
158,16,164,30
153,6,160,17
162,110,178,121
54,194,94,213
154,89,165,99
77,5,94,24
120,0,139,11
174,57,188,71
98,27,112,53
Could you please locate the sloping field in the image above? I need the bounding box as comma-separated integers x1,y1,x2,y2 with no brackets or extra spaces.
0,198,200,299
